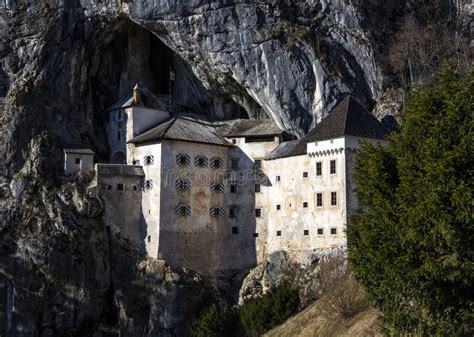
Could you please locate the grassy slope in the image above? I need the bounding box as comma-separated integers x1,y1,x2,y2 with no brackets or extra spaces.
264,299,382,337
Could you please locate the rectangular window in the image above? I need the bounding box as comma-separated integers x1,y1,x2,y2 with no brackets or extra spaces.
176,204,191,217
117,131,121,141
255,184,261,193
147,235,151,243
330,228,337,235
303,202,308,208
303,172,308,178
108,185,112,190
231,158,239,170
230,183,238,193
331,192,337,206
210,182,225,193
254,159,262,170
330,160,336,175
210,157,224,169
304,230,309,236
276,204,281,210
194,156,208,167
75,158,81,165
229,207,237,218
316,162,322,176
145,179,153,190
210,207,224,218
232,139,237,144
232,227,239,234
276,175,281,182
253,233,259,238
117,110,123,121
144,155,154,165
317,228,324,235
316,193,323,207
117,183,124,191
255,208,262,218
277,231,282,237
177,154,190,166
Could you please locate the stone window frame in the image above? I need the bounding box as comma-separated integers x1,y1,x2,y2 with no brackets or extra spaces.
316,161,322,176
176,204,191,217
176,154,191,166
230,158,239,170
210,157,224,169
228,206,238,218
316,192,323,207
330,159,337,175
330,191,337,206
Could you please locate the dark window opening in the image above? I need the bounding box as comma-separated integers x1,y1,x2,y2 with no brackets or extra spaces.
303,202,308,208
75,158,81,165
330,160,336,174
232,227,239,234
254,159,262,170
230,183,238,193
147,235,151,242
255,184,261,193
108,185,112,190
317,228,324,235
304,230,309,236
255,208,262,218
276,175,281,182
317,193,323,207
133,186,137,191
231,158,239,170
331,192,337,206
331,228,337,235
229,207,237,218
277,231,282,237
276,204,281,210
316,162,322,176
253,233,259,238
303,171,308,178
117,183,124,191
117,131,121,141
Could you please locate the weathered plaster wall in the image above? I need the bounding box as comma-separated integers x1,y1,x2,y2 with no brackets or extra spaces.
64,153,94,175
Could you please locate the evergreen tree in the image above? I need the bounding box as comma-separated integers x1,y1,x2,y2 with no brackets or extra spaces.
347,65,474,335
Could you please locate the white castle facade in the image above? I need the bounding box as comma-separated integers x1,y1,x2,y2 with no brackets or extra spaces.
77,86,389,275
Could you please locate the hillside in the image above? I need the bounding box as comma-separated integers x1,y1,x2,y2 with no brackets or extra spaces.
265,300,382,337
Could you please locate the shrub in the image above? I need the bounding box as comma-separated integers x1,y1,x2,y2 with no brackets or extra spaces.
191,302,241,337
239,284,300,337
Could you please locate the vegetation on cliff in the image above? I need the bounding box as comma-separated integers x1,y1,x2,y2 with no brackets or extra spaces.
348,65,474,335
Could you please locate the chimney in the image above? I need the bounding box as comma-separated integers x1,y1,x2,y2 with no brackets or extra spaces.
133,84,141,104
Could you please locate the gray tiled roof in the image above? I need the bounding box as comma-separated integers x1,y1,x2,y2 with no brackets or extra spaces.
265,140,302,160
63,148,95,155
215,119,284,137
128,114,232,146
290,96,390,156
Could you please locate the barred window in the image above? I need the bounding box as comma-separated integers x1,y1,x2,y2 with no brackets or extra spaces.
144,155,154,165
144,179,153,190
210,207,224,218
176,204,191,217
176,154,190,166
210,157,224,169
176,179,191,191
194,156,208,167
210,182,225,193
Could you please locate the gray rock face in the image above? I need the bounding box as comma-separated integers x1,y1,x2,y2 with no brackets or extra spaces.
0,0,411,175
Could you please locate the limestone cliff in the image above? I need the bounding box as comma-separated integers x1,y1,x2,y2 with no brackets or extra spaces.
0,1,471,336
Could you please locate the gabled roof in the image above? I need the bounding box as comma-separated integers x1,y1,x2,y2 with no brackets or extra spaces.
63,148,95,155
215,119,284,138
107,85,169,111
290,96,390,156
128,114,232,146
265,140,302,160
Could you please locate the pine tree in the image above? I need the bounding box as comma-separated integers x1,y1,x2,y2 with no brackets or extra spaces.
347,64,474,335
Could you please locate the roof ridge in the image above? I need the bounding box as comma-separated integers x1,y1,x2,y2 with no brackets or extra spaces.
342,96,351,135
162,117,179,138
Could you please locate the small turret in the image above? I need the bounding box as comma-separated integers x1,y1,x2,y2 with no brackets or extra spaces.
133,84,141,104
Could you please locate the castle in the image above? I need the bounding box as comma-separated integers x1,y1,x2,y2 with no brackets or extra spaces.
73,86,389,275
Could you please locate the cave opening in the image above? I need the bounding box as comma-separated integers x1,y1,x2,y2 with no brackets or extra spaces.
93,20,248,120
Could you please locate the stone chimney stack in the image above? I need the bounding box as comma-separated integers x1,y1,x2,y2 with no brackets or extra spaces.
133,84,141,104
